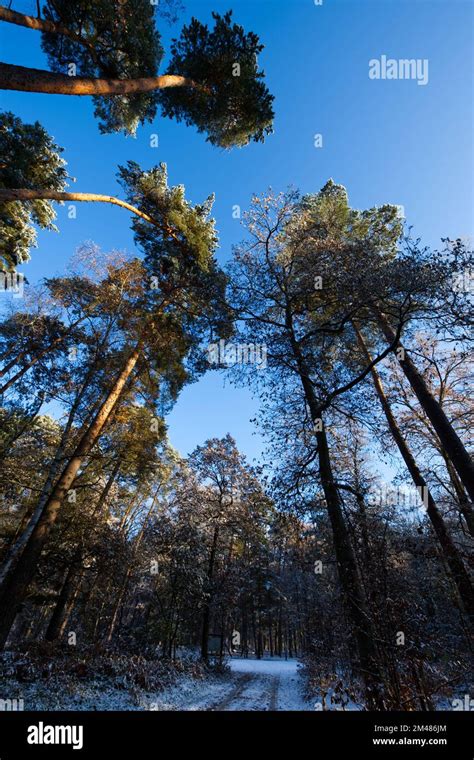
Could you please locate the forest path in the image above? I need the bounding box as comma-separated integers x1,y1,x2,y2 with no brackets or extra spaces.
208,657,310,711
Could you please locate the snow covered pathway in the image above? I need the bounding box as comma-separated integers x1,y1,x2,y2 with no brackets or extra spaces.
217,657,310,711
151,657,312,712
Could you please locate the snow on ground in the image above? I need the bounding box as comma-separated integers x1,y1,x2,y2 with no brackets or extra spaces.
2,657,312,711
228,657,311,711
143,657,312,711
2,671,232,712
229,657,300,676
2,653,462,711
142,672,233,711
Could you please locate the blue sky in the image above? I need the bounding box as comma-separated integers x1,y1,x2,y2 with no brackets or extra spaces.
1,0,473,464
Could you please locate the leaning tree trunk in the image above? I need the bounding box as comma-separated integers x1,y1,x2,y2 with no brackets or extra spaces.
0,7,102,51
315,423,385,705
0,63,197,96
0,346,64,396
354,323,474,625
44,556,83,642
0,356,106,588
0,315,87,390
0,189,178,241
0,343,141,649
286,312,385,706
105,570,132,645
440,451,474,538
45,458,122,642
375,310,474,502
0,354,27,379
105,487,160,643
0,314,85,380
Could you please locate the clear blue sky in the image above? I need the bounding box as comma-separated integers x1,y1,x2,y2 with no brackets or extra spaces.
1,0,473,463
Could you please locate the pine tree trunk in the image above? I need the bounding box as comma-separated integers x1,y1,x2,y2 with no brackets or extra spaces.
0,360,104,587
44,559,83,642
376,310,474,502
201,524,220,660
0,189,175,238
0,63,195,96
44,459,122,642
354,323,474,624
0,343,141,649
241,607,249,657
277,610,283,657
0,7,100,51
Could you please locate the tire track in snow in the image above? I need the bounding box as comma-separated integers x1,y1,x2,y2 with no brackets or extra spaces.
209,673,253,711
227,657,311,711
269,675,279,710
210,672,280,711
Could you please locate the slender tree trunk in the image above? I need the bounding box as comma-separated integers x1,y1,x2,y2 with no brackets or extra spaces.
0,315,86,381
0,63,197,96
201,523,220,660
44,459,122,642
354,323,474,624
441,451,474,538
0,316,88,393
201,621,213,658
219,612,226,661
105,571,132,644
315,423,385,700
0,189,177,239
105,488,159,643
257,629,263,659
277,610,283,658
1,354,52,394
241,607,248,658
0,343,141,649
286,311,385,705
375,310,474,502
92,596,107,643
44,558,83,642
0,354,25,379
0,7,98,51
0,357,106,587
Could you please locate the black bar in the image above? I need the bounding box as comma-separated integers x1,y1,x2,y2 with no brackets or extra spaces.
0,711,472,758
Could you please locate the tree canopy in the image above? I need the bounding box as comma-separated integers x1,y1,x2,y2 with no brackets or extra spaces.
0,111,67,270
0,6,274,144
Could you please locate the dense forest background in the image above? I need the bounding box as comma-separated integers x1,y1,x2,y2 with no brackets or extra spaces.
0,1,472,712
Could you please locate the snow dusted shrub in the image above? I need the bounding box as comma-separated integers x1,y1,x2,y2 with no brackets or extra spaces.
300,653,365,711
205,658,230,676
0,643,210,696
